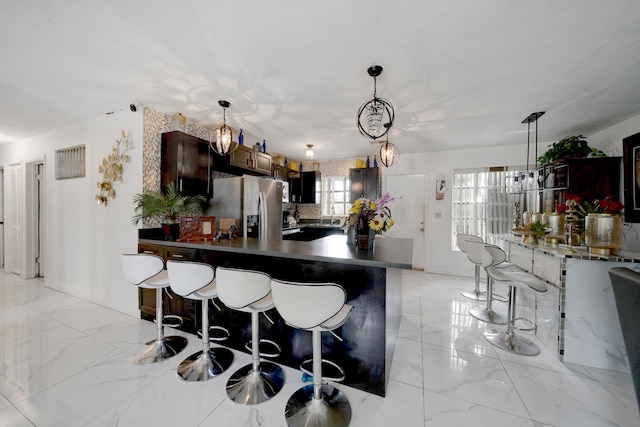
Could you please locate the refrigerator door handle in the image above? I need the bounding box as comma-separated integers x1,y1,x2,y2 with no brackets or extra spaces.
259,191,267,239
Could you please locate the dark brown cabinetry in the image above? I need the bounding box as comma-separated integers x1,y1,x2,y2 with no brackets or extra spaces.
289,171,321,204
229,144,272,175
137,243,197,328
161,131,212,197
349,167,380,202
542,157,622,205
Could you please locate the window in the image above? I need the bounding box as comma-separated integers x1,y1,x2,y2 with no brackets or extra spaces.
451,168,522,249
322,176,351,217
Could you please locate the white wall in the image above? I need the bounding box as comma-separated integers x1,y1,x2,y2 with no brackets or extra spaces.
0,110,144,316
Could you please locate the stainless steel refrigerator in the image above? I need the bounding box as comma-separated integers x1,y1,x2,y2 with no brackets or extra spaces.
206,175,283,240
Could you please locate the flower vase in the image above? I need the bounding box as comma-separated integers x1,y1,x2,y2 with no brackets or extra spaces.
585,213,623,255
356,224,375,250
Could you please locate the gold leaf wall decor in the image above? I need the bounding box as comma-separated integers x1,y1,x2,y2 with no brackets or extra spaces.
96,130,133,206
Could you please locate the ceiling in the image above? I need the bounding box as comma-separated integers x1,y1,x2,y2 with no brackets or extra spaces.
2,1,640,161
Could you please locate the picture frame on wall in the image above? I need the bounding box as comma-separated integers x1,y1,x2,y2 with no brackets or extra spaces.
622,131,640,223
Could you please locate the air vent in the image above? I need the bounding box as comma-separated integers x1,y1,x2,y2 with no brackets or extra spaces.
55,145,85,180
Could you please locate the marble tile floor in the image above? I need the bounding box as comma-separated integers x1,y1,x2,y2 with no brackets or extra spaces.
0,269,638,427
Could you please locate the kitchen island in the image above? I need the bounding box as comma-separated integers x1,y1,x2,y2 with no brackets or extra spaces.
138,234,413,397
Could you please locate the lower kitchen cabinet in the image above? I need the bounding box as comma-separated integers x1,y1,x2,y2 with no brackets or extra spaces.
137,243,197,329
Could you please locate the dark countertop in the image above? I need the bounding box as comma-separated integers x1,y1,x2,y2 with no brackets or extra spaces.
139,234,413,269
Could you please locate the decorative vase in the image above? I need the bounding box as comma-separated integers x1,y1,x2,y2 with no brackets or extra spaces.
347,226,356,245
356,222,375,250
584,213,623,255
547,213,565,235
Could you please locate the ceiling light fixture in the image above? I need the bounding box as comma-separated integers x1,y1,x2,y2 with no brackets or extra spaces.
379,137,399,167
305,144,314,159
210,100,236,156
522,111,545,171
357,65,395,140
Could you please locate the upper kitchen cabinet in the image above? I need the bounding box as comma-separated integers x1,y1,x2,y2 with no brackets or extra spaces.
229,144,272,176
289,171,321,204
161,131,212,198
349,167,380,202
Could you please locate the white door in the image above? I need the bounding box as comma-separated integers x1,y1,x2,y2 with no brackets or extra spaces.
384,174,425,270
6,164,24,275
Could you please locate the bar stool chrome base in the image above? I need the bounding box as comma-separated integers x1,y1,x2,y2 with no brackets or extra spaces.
469,307,508,325
177,347,234,382
131,336,188,365
285,384,351,427
226,361,285,404
461,289,487,301
484,330,540,356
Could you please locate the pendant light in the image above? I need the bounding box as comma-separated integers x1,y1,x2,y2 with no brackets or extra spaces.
210,100,237,155
379,137,399,167
305,144,314,159
357,65,395,140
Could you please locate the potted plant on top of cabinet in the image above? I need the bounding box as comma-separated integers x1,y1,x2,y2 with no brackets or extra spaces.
131,182,207,239
537,135,606,165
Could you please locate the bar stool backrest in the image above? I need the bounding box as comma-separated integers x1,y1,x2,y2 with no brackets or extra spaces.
482,245,507,268
457,233,484,254
465,241,486,265
608,267,640,412
166,260,215,297
271,279,347,330
216,266,272,310
121,253,164,285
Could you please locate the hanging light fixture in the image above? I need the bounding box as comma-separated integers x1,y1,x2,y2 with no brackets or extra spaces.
210,100,237,155
357,65,395,140
305,144,314,159
379,137,399,167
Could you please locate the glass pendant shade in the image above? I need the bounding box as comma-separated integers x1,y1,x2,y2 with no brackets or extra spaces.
379,141,399,167
305,144,314,159
210,100,237,156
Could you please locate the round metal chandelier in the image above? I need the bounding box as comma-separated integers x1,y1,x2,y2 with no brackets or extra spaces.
357,65,395,140
210,100,237,156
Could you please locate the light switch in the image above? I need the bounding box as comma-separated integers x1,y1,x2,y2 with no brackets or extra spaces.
435,212,442,219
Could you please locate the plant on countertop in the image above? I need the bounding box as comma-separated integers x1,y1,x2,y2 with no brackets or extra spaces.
537,135,606,165
131,182,207,226
348,192,395,234
528,220,547,238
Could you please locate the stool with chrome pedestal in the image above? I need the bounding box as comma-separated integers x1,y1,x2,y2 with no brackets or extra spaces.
467,242,508,326
166,260,234,381
120,253,188,364
457,233,487,301
482,245,547,356
271,278,354,427
215,267,285,404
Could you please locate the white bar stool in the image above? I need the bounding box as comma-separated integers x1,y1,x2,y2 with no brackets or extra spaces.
120,253,188,364
467,242,508,325
166,260,234,381
482,245,547,356
271,278,353,427
457,233,487,301
216,266,285,404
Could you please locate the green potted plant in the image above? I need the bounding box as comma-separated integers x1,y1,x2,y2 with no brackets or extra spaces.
131,182,207,239
537,135,606,165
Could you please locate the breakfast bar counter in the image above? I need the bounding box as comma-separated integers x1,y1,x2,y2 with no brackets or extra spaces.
138,234,413,396
492,234,639,373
